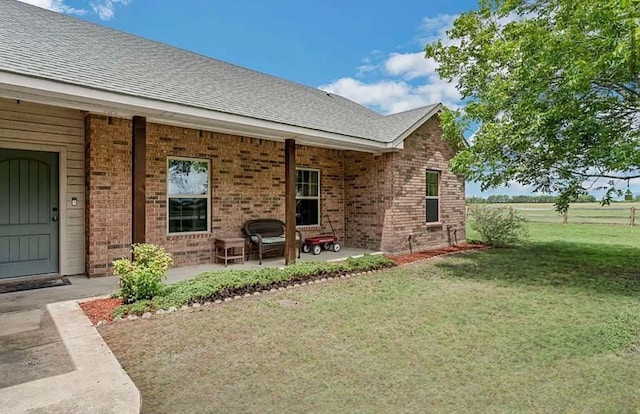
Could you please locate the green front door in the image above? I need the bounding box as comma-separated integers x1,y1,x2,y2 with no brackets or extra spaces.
0,149,59,278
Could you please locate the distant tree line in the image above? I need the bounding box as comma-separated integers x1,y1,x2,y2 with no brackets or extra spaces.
466,194,598,204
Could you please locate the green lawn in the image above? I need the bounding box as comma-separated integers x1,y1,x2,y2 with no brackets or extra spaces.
100,223,640,413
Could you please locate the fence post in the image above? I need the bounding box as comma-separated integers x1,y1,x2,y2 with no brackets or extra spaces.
562,211,568,225
632,207,636,227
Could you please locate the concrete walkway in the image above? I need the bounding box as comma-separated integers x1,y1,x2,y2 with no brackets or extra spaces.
0,300,140,413
0,247,375,412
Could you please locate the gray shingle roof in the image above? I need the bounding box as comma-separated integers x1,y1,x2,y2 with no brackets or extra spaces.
0,0,440,143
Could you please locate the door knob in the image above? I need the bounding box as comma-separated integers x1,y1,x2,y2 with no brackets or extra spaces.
52,216,58,222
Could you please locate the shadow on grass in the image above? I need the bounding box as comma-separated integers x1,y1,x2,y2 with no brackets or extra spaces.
434,241,640,297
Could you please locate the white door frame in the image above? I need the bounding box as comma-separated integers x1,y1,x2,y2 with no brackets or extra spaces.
0,140,68,276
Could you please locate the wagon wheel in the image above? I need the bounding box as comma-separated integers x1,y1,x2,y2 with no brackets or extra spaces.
302,244,311,253
332,243,341,252
312,245,322,255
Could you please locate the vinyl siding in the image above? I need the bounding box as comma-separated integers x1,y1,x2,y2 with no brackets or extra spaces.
0,98,85,275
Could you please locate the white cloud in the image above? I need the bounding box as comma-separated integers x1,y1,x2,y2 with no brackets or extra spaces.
355,64,378,78
413,81,461,105
90,0,130,20
415,14,459,46
17,0,86,15
319,76,459,115
318,13,462,115
384,52,437,80
319,78,416,114
17,0,130,20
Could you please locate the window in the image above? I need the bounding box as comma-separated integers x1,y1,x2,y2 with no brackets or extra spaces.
425,171,440,223
296,168,320,226
167,157,210,234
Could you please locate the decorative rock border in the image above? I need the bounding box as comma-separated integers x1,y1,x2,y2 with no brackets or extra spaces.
102,269,383,325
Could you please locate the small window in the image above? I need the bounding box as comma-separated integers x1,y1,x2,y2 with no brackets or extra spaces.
296,169,320,226
167,157,210,234
426,171,440,223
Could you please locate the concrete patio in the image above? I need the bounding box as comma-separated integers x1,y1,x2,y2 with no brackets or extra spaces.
167,247,379,280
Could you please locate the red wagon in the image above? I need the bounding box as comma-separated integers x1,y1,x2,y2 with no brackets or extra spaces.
301,216,341,255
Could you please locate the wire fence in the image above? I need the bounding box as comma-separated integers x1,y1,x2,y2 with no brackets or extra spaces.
466,203,638,226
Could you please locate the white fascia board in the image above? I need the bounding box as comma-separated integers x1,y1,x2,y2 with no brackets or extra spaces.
0,71,394,153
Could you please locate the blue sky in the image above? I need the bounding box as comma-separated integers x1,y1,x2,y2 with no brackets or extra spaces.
18,0,639,199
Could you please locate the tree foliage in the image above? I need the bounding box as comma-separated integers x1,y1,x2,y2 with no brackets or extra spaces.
426,0,639,212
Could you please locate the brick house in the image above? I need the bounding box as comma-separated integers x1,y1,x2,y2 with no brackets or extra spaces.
0,0,465,279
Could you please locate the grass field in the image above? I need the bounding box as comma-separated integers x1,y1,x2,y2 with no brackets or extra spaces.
100,223,640,413
468,202,640,225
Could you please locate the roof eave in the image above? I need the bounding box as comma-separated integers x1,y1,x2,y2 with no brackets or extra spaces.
387,104,443,149
0,71,397,153
387,103,471,150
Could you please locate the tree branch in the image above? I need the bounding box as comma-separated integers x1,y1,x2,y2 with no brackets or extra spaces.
560,169,640,180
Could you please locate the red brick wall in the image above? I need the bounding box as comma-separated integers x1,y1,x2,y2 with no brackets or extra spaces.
85,115,344,275
344,152,394,250
84,114,464,276
383,117,466,253
344,116,465,253
85,116,132,277
144,124,344,268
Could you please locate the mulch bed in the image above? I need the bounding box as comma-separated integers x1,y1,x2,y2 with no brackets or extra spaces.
387,243,488,266
79,298,123,325
79,244,487,325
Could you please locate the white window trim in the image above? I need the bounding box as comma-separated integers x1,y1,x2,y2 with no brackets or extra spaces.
425,170,440,224
296,167,321,227
167,156,211,235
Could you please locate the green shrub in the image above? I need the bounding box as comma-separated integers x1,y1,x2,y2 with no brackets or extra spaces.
114,254,395,317
113,243,173,304
468,205,528,247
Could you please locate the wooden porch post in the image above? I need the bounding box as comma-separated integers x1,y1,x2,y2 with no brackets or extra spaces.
284,139,296,265
132,116,146,244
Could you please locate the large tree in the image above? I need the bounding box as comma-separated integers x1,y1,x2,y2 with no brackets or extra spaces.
426,0,639,212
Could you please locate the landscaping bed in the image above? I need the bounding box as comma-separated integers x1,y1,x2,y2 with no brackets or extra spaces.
79,297,123,325
82,254,395,323
81,246,492,324
387,242,487,265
